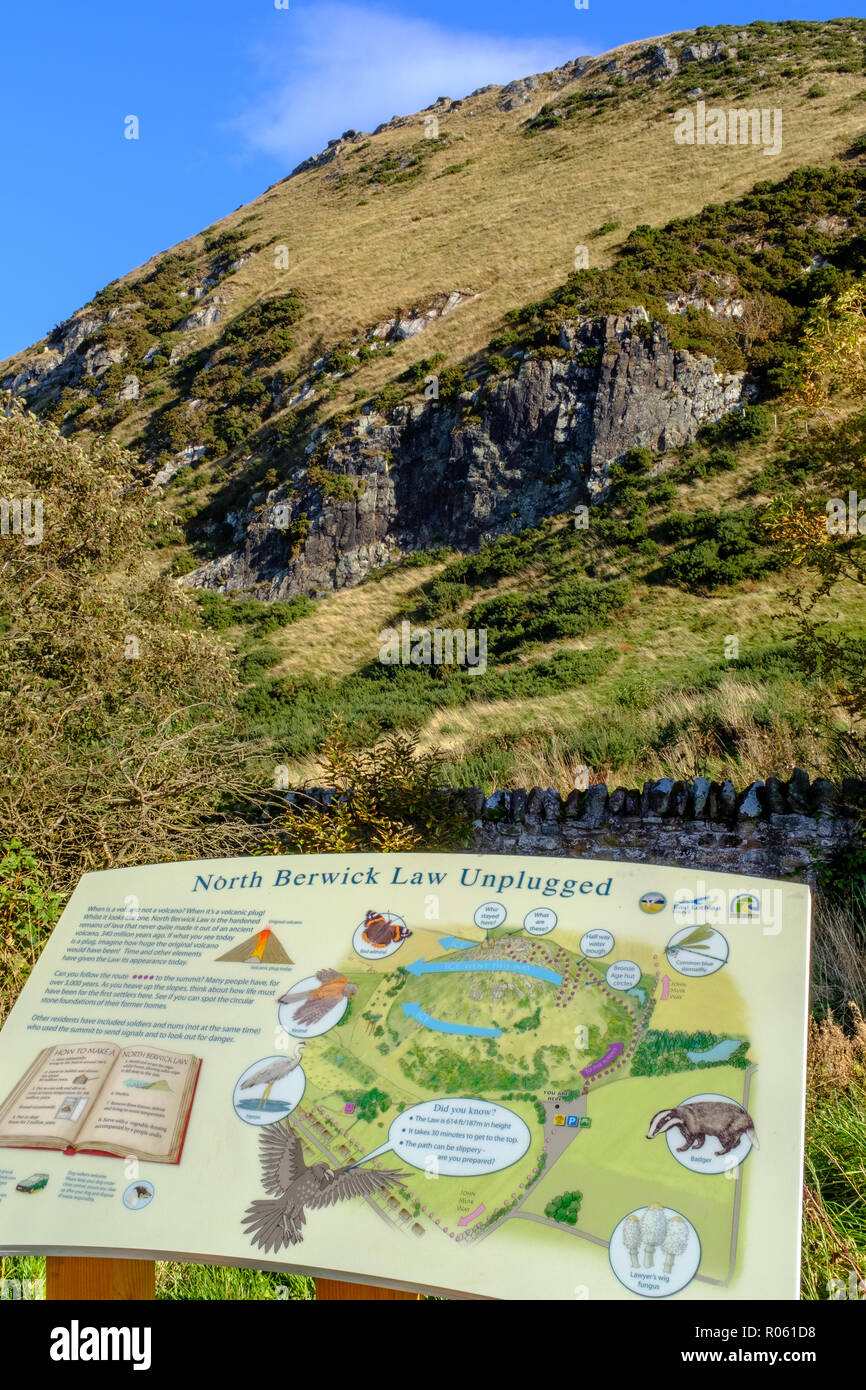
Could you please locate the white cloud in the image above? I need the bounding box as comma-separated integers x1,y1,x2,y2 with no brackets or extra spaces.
230,3,588,163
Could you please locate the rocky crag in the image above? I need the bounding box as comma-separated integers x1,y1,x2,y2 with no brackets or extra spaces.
187,309,750,599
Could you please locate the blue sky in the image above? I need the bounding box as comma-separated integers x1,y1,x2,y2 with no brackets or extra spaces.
0,0,854,358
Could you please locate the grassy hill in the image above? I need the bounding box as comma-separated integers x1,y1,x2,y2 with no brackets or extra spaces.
3,20,865,796
4,19,866,460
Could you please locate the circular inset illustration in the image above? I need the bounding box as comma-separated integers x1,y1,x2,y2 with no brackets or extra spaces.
524,907,557,936
233,1050,306,1125
646,1093,758,1174
279,970,357,1036
580,928,615,958
731,892,761,921
605,959,642,991
122,1180,154,1211
609,1205,701,1297
474,901,507,931
665,925,729,978
639,892,666,914
352,911,412,961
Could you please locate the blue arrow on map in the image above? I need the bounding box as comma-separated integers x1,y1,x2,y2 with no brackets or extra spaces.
405,957,562,985
437,935,475,951
402,1001,501,1037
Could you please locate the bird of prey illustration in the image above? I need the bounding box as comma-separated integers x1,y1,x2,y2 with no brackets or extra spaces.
278,969,357,1026
133,1185,152,1202
242,1119,408,1253
240,1043,307,1110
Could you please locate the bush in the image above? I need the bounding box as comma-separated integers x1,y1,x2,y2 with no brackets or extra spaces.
544,1190,583,1225
609,446,652,483
699,405,773,446
259,722,471,854
437,365,468,399
238,646,283,681
170,553,198,576
221,293,303,365
305,465,365,502
664,508,780,590
0,398,248,889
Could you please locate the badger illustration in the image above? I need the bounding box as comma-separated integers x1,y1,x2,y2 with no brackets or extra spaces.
646,1100,759,1156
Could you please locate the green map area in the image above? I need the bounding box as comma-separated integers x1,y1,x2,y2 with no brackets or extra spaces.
286,923,753,1281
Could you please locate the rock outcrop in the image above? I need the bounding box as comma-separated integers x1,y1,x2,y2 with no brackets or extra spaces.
186,308,752,599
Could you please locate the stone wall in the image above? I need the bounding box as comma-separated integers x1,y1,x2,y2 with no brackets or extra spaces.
465,771,863,882
292,769,864,883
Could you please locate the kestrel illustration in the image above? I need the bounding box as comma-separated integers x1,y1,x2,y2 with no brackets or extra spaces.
242,1119,408,1252
278,969,357,1026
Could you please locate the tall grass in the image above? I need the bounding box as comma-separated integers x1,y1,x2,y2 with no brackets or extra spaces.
802,1006,866,1299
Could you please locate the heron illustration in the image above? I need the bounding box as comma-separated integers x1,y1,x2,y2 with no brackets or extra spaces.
240,1042,307,1111
242,1118,408,1253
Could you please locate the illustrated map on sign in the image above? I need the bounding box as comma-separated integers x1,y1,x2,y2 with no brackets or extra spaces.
0,854,810,1300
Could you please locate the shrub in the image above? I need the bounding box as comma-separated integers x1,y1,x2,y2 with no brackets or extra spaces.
0,397,248,889
664,508,780,590
437,365,468,399
170,553,198,576
305,465,365,502
259,722,472,854
238,646,283,681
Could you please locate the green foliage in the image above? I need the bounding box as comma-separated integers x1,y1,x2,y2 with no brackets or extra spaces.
465,577,630,654
196,591,313,635
221,293,304,366
170,553,198,576
339,1087,391,1121
437,365,468,400
305,465,365,502
514,1006,541,1033
631,1030,750,1076
487,353,511,374
0,397,248,890
238,647,616,759
608,446,652,484
352,135,452,188
662,507,780,591
699,405,773,447
544,1190,583,1225
494,166,866,376
238,646,283,681
0,841,63,1020
401,1041,550,1092
260,723,472,854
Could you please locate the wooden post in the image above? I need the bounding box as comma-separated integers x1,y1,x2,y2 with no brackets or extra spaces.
46,1256,155,1301
316,1277,420,1300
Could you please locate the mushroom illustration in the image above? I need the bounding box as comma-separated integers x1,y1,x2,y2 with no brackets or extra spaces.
662,1215,689,1273
622,1214,642,1268
640,1203,668,1268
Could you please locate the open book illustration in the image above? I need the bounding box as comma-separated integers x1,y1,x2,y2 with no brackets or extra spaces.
0,1042,201,1165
